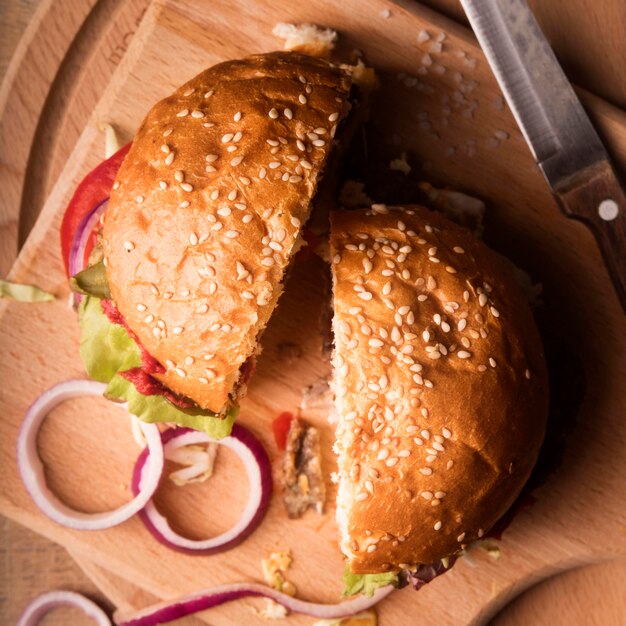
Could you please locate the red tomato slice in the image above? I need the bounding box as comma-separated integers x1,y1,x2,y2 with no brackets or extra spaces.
60,143,131,276
272,412,295,450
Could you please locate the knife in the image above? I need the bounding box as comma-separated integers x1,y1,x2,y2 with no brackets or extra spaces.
459,0,626,311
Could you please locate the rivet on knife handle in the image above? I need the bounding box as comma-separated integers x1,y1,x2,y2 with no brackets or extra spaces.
553,161,626,311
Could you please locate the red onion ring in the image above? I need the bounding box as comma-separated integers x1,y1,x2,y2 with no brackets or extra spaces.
114,583,395,625
17,591,111,626
17,380,164,530
68,198,109,278
132,425,272,554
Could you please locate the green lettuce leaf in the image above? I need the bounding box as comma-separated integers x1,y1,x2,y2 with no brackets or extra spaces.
342,565,400,598
78,294,237,438
78,295,141,382
0,279,55,302
105,375,238,439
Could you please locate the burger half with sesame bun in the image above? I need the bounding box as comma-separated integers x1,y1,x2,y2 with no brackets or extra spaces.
330,204,549,594
65,49,372,437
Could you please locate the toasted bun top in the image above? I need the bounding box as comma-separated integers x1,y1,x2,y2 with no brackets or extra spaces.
330,205,548,573
103,51,353,413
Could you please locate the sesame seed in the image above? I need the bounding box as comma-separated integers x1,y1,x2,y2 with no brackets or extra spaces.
312,139,326,147
386,457,399,467
206,154,218,163
191,110,204,118
434,521,442,531
225,230,240,239
159,181,167,189
453,246,465,254
135,195,144,204
181,182,193,192
491,306,500,317
358,291,373,301
136,303,146,312
161,144,171,154
298,94,307,104
165,152,175,165
189,233,198,245
179,200,190,208
420,467,433,475
363,259,373,274
489,357,497,368
479,293,488,307
198,377,208,384
221,133,234,143
205,165,216,173
442,427,452,438
124,241,134,251
289,175,302,183
457,350,471,359
233,111,242,122
377,449,390,461
242,291,254,300
268,108,279,119
356,492,368,502
230,156,244,166
284,108,293,119
172,326,184,335
457,532,466,542
329,112,339,122
176,109,189,117
175,368,186,377
525,369,531,379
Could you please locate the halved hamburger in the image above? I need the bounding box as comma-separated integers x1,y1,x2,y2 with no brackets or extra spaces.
65,50,369,436
329,204,549,592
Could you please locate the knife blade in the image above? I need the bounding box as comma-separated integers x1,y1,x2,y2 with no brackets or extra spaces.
459,0,626,311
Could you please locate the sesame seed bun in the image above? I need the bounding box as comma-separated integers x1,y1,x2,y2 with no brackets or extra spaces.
102,51,354,414
330,205,549,573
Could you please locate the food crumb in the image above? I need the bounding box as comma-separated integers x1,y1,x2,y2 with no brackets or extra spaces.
262,550,297,596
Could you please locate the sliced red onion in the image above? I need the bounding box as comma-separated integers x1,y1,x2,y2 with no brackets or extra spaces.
17,591,111,626
68,198,109,277
132,425,272,554
17,380,164,530
114,583,394,626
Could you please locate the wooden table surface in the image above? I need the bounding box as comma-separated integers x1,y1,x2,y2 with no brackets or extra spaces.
1,1,625,625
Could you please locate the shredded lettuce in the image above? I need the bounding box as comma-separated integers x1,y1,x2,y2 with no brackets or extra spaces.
78,295,237,438
0,279,55,302
342,565,399,598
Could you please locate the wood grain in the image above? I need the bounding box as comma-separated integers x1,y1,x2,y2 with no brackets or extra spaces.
0,0,149,276
491,560,626,626
1,0,626,624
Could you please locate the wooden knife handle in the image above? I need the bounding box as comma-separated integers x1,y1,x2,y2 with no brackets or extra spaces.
555,161,626,312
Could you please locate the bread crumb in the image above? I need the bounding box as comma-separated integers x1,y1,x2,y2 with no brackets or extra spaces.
272,23,337,57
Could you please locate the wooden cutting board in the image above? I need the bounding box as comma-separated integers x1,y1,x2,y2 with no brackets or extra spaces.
1,0,626,624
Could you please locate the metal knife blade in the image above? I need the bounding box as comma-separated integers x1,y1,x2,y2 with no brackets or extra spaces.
459,0,626,311
458,0,606,190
